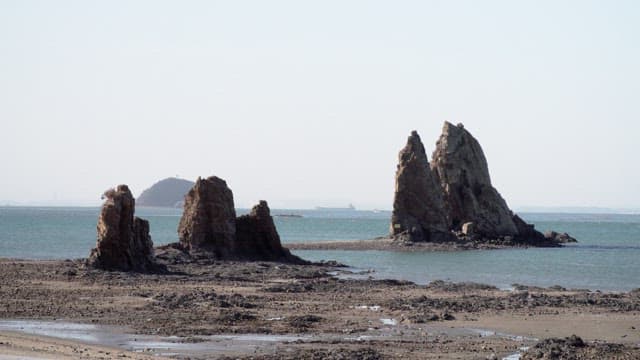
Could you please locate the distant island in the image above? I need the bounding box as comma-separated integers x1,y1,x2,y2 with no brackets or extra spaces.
137,177,195,207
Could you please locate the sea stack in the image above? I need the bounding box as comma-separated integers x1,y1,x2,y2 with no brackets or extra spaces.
177,176,305,263
87,185,162,272
390,131,454,242
431,122,518,238
391,122,564,246
178,176,237,257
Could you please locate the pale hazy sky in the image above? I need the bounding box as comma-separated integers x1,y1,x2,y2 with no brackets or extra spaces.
1,1,639,209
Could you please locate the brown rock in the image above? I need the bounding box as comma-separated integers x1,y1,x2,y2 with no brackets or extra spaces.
390,130,454,242
389,122,574,246
178,176,237,256
235,201,306,263
87,185,162,272
176,176,305,263
431,122,518,238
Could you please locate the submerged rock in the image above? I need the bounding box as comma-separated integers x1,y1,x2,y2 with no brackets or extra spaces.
431,122,518,238
87,185,163,272
390,131,454,242
178,176,237,256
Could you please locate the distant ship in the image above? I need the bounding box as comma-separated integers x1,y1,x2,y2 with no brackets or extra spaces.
315,204,356,211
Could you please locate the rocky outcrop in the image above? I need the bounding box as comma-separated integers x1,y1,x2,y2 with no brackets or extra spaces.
87,185,163,272
390,131,454,242
390,123,574,246
137,177,195,208
544,231,578,243
175,176,304,263
235,201,306,263
178,176,237,257
431,122,518,238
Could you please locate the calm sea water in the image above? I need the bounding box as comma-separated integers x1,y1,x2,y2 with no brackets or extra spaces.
0,207,638,291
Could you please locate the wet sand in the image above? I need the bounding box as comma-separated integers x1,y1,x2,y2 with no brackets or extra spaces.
0,257,639,359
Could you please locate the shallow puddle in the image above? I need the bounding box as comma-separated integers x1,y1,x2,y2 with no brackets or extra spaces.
0,319,537,358
0,320,308,357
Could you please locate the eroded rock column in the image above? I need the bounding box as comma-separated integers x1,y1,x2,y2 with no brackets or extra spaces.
390,131,453,242
178,176,237,257
87,185,160,272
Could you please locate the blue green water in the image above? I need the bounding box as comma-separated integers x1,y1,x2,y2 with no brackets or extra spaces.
0,207,638,291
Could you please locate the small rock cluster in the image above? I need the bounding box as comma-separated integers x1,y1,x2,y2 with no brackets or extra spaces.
88,177,303,272
177,176,305,263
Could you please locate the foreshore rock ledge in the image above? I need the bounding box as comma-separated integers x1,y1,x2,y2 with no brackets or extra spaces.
87,185,164,272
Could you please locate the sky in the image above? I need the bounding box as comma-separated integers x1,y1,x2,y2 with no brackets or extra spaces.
1,0,639,210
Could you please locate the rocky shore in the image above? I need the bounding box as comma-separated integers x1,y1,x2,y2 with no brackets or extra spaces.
1,258,638,359
285,238,545,251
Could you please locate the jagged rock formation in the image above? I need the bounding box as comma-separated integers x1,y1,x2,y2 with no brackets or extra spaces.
391,123,572,246
137,177,195,207
390,131,454,242
178,176,237,256
236,201,304,262
431,122,519,238
175,176,305,263
87,185,163,272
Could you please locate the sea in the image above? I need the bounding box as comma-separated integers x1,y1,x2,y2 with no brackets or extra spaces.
0,206,638,292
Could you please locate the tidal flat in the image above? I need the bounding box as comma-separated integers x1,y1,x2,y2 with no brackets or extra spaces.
0,258,639,359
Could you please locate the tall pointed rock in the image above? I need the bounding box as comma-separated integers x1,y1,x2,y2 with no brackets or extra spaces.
431,122,518,237
391,131,453,242
235,200,306,263
88,185,162,272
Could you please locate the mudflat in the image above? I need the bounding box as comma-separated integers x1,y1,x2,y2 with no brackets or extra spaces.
286,238,521,251
1,258,639,359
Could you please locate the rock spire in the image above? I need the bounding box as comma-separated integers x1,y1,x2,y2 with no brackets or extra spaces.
390,131,453,242
87,185,163,272
236,200,303,262
391,122,567,246
431,122,518,238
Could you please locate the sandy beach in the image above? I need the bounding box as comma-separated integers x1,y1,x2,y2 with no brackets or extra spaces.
1,256,638,359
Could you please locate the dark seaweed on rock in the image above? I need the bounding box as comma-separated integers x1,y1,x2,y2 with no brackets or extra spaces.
521,335,639,360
